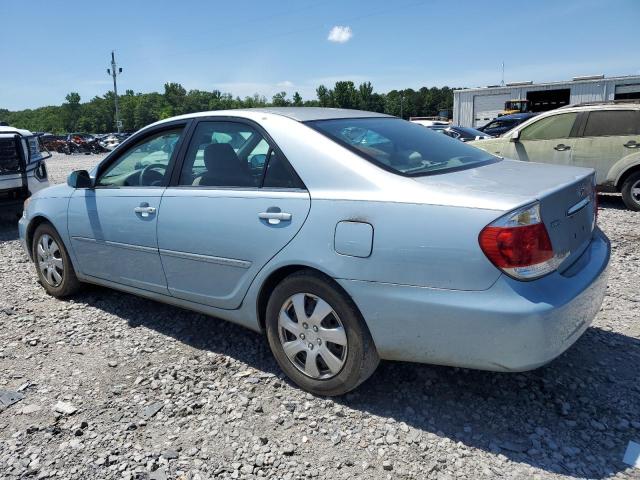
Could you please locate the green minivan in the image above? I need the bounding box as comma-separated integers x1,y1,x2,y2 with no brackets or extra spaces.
470,103,640,210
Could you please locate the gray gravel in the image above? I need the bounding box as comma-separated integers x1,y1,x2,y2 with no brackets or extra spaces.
1,152,639,479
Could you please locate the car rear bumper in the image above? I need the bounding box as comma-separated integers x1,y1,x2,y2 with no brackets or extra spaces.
338,228,610,372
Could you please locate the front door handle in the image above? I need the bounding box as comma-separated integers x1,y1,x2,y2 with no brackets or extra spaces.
259,211,292,225
624,140,639,148
134,204,156,217
554,144,571,151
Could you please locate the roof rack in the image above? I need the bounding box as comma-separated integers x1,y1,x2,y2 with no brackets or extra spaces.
559,99,640,108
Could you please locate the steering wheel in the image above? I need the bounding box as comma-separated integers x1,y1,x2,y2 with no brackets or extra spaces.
140,163,166,186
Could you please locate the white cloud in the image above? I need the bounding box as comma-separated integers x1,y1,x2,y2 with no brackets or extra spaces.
276,80,294,88
327,26,353,43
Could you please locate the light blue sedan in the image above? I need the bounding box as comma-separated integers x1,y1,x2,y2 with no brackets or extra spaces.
19,108,610,395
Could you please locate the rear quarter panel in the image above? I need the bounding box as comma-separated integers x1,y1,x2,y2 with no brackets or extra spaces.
267,198,504,291
607,150,640,187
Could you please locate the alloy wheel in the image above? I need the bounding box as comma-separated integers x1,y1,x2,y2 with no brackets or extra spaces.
632,179,640,203
37,234,64,287
277,293,348,379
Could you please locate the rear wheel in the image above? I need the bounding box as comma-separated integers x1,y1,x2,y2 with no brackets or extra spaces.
32,223,81,297
265,270,379,396
621,171,640,211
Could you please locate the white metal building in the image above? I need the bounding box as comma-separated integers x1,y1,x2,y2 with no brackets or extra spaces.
453,74,640,128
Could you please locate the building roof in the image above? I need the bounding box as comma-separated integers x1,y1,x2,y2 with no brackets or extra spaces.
453,74,640,95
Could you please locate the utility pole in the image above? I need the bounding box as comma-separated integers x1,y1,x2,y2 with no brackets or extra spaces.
107,51,123,133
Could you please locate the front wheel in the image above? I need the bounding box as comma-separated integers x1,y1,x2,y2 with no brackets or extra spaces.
621,171,640,211
265,270,379,396
32,223,81,297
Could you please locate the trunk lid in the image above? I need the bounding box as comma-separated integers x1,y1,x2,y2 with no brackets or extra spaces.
413,159,597,271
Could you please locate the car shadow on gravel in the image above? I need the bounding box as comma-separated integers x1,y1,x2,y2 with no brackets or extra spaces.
71,284,638,479
0,219,19,241
345,326,640,479
597,193,627,211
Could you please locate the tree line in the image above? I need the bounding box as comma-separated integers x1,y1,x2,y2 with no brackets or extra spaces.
0,81,454,134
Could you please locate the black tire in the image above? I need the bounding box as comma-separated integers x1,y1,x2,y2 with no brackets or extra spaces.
32,223,81,298
621,171,640,211
265,270,379,396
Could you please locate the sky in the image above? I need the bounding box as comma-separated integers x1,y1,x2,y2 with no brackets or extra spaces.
0,0,638,110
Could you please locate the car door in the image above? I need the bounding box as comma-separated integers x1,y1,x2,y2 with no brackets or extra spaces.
157,118,311,310
67,124,187,294
508,112,579,166
571,109,640,184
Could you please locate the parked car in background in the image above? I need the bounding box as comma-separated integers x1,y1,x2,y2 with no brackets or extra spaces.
478,112,537,137
39,134,69,153
470,103,640,210
441,125,493,142
409,117,450,128
0,125,50,216
98,133,122,151
20,108,609,395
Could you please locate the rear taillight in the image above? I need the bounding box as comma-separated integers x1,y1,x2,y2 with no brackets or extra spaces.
479,202,561,280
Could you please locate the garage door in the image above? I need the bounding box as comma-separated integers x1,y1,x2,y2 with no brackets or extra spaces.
473,94,511,128
615,84,640,100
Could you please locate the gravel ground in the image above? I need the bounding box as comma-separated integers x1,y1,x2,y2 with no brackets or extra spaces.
1,152,639,480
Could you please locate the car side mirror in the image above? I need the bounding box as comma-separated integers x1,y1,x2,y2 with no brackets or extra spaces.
67,170,93,189
510,130,520,142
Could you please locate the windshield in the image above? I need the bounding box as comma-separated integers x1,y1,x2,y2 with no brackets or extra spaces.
307,117,498,176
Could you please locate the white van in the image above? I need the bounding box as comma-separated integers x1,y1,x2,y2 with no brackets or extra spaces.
0,126,50,217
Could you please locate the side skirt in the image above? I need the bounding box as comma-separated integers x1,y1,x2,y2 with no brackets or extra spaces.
75,273,262,333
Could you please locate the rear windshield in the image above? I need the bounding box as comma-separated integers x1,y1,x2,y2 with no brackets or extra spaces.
307,117,498,176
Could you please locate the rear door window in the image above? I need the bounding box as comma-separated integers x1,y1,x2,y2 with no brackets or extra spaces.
178,121,303,188
520,113,578,141
582,110,640,137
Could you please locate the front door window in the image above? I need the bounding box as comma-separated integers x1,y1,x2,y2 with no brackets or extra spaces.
96,129,183,187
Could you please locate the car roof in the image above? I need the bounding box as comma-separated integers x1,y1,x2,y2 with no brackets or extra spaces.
0,125,33,136
233,107,392,122
556,102,640,113
151,107,392,127
494,113,537,121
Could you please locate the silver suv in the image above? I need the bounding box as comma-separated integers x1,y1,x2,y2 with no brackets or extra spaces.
470,102,640,210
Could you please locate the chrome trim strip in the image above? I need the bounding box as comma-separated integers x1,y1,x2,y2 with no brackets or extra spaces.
567,197,590,216
159,248,251,269
71,236,97,243
105,240,158,253
71,236,158,254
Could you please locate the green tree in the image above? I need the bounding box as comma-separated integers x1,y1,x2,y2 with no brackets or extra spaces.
332,81,358,109
164,82,187,116
0,81,456,133
62,92,81,131
316,85,333,107
271,91,289,106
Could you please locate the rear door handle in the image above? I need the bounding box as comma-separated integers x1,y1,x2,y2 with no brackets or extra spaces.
624,140,639,148
554,144,571,151
259,211,292,225
134,204,156,217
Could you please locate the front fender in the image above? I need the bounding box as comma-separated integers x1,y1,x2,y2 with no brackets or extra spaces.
607,151,640,188
21,194,74,263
